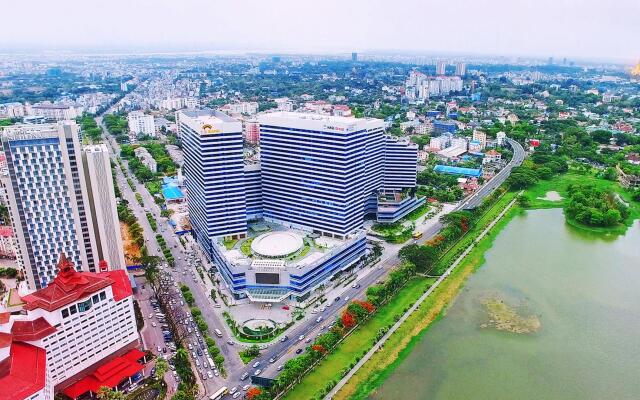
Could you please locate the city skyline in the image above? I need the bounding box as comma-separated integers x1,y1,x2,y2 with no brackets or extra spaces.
2,0,640,63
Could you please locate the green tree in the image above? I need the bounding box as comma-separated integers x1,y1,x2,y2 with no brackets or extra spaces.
155,357,169,380
97,386,124,400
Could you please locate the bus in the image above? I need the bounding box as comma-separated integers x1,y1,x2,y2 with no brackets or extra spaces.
210,387,228,400
207,356,215,369
412,231,423,240
214,329,223,338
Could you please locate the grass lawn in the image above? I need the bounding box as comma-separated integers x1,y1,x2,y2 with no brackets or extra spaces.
240,237,254,256
523,172,640,234
223,238,239,250
282,277,434,400
405,203,430,221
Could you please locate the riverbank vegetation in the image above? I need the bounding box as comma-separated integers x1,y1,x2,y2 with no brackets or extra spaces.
334,196,522,400
565,184,628,227
276,189,519,400
520,170,640,233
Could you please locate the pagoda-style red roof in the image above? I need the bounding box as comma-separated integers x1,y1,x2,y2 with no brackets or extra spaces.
62,349,144,399
11,317,56,341
102,270,133,302
0,333,11,349
0,342,47,400
22,254,115,312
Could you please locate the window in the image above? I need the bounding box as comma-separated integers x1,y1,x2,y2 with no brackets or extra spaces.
78,299,92,312
92,294,99,304
69,305,77,315
99,291,106,301
62,309,69,318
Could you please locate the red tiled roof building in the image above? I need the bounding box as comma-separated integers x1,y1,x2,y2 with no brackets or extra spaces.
0,255,140,400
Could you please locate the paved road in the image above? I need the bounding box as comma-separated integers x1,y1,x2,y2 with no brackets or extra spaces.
459,138,525,210
97,117,235,396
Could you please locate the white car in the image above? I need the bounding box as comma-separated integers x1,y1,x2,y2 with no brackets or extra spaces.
344,296,350,302
253,369,262,376
242,385,250,391
151,322,157,327
252,361,260,368
233,393,241,399
230,387,238,395
298,335,305,341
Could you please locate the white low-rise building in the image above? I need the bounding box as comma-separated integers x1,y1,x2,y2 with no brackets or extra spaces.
127,111,155,137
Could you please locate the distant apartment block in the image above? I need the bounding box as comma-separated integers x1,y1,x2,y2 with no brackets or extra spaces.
27,103,83,121
127,111,155,137
455,62,467,76
405,71,463,102
220,102,259,116
436,60,446,75
244,121,260,145
133,147,157,173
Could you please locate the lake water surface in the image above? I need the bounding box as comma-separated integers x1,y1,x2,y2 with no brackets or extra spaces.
371,209,640,400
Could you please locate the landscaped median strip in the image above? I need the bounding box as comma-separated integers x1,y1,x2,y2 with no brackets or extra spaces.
324,192,522,400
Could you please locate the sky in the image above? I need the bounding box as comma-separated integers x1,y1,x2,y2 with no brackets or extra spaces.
2,0,639,62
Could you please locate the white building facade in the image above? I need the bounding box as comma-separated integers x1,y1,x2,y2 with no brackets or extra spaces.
127,111,155,137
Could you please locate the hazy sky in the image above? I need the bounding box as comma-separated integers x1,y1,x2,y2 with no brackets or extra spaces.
3,0,639,61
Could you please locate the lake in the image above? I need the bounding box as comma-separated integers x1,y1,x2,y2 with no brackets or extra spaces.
371,208,640,400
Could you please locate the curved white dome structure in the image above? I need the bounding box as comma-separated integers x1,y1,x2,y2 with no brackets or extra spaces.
251,231,304,258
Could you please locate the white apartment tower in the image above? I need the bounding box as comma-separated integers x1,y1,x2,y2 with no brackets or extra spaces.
83,144,126,270
455,62,467,76
127,111,155,137
436,60,447,75
1,122,124,290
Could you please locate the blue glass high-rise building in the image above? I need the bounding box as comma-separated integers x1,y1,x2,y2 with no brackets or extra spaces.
258,112,386,239
178,109,246,254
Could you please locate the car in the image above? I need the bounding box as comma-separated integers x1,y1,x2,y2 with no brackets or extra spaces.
201,372,207,380
280,335,289,342
188,343,193,350
252,361,260,368
351,283,360,289
157,346,162,353
197,349,202,356
326,301,333,307
240,372,249,380
233,393,242,399
253,369,262,376
151,322,157,327
334,296,340,302
316,316,323,323
269,356,278,363
298,335,305,341
320,306,326,312
207,371,213,379
305,337,312,343
227,340,234,345
320,324,326,330
344,296,350,302
295,348,303,354
229,387,238,395
277,365,283,371
242,385,251,391
213,370,219,377
310,308,318,314
148,313,154,319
